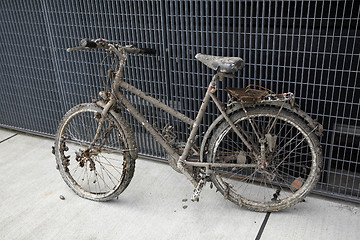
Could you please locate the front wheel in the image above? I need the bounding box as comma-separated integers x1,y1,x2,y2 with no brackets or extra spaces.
54,103,136,201
207,106,322,212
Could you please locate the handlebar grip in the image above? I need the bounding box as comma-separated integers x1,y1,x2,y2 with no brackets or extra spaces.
81,39,97,49
138,48,157,55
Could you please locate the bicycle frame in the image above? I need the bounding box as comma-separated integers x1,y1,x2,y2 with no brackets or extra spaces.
95,53,257,187
57,39,323,209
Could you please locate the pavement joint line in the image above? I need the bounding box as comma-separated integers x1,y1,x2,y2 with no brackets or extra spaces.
255,212,271,240
0,134,18,144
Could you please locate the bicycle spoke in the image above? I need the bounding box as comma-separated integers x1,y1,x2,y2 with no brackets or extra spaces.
224,135,250,154
94,165,113,191
97,154,123,175
274,137,310,171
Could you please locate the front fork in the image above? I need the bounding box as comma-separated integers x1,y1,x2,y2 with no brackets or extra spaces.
89,98,116,149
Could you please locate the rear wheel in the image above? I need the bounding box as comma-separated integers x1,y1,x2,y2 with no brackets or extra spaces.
207,106,322,212
54,103,136,201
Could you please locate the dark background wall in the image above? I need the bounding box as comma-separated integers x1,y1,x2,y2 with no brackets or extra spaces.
1,0,359,202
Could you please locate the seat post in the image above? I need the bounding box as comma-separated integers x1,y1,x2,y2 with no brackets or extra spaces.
216,72,235,81
178,72,220,164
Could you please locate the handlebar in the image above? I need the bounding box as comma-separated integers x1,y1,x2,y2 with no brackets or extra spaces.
66,38,157,56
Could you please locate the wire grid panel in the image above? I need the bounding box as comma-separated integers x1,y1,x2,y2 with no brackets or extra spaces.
45,0,169,158
0,1,64,134
164,0,360,201
0,0,359,202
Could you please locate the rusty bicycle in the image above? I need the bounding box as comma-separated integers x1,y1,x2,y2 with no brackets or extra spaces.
54,38,323,212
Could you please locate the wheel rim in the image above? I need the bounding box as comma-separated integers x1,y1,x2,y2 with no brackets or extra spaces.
210,111,319,210
57,108,129,199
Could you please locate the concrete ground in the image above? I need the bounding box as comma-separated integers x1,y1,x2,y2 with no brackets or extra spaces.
0,127,359,240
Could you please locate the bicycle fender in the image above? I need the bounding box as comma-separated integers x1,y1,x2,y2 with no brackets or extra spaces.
230,102,324,137
96,100,138,160
199,101,323,163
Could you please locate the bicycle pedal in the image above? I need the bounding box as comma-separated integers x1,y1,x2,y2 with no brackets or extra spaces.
191,196,200,202
191,179,205,202
191,189,201,202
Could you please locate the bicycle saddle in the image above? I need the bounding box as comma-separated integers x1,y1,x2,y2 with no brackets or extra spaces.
195,53,245,73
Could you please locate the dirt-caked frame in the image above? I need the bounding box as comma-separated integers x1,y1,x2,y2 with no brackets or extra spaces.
97,47,257,189
57,38,323,211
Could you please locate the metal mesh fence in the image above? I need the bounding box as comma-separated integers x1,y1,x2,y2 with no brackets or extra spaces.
1,0,359,202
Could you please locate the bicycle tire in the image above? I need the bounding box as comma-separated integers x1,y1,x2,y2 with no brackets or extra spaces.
54,103,136,201
207,106,322,212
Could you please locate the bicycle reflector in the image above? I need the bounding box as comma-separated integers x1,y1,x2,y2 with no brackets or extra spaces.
290,177,304,191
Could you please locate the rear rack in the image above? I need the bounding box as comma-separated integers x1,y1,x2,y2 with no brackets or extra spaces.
226,86,294,105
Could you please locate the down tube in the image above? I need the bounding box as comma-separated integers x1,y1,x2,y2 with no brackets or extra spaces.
114,90,180,160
